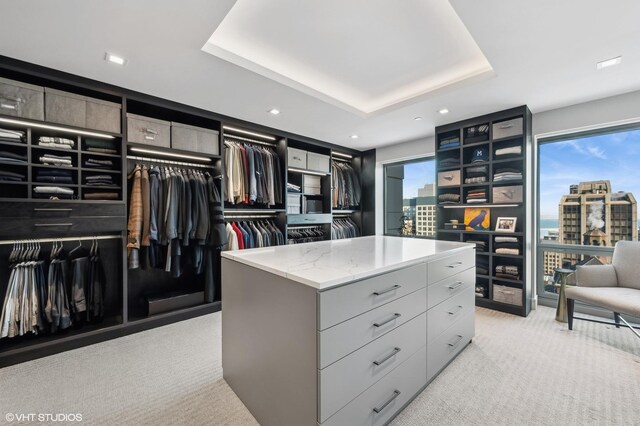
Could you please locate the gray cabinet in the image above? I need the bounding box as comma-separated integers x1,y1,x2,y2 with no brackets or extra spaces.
0,77,44,121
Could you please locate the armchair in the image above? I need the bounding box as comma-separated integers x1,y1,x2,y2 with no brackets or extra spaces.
565,241,640,337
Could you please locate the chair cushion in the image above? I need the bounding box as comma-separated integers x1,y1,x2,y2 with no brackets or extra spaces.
576,264,618,288
565,286,640,317
612,241,640,290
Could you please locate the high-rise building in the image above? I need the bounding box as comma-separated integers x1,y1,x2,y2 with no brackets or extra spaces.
558,181,637,247
417,183,435,197
403,196,436,237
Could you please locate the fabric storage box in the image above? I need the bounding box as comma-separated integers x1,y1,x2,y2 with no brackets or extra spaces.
303,174,322,195
305,199,323,214
0,77,44,120
86,97,121,133
287,194,301,214
307,152,330,173
288,147,307,169
45,88,87,128
437,170,461,187
492,117,523,140
171,122,219,155
492,284,523,306
127,113,171,148
492,185,523,203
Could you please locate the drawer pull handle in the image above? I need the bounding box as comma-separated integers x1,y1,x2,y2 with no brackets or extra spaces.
373,284,400,296
447,281,464,290
34,223,73,227
143,127,158,135
373,313,401,328
0,102,17,110
499,123,514,129
447,334,464,347
373,390,401,414
444,175,453,180
498,289,516,295
33,208,73,212
448,305,464,316
447,261,463,269
373,347,401,366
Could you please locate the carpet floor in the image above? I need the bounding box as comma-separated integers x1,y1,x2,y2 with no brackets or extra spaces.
0,306,638,425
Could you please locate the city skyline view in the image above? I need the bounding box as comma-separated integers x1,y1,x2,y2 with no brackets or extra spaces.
539,128,640,220
401,160,436,199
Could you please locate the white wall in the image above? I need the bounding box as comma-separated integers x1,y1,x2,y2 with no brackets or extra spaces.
374,136,436,234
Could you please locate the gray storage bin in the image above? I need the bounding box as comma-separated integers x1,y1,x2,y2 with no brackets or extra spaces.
492,185,523,203
305,199,323,214
45,88,86,128
303,174,322,195
307,152,330,173
492,117,523,140
288,147,307,169
437,170,461,187
171,122,219,155
127,113,171,148
86,98,121,133
493,284,523,306
287,194,301,214
0,77,45,121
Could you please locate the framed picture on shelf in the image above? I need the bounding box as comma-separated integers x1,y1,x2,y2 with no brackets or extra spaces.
464,208,490,231
495,217,517,232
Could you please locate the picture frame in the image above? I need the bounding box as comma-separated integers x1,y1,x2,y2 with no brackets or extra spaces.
495,217,517,232
464,208,490,231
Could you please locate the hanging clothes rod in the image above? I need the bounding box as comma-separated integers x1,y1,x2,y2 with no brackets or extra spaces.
224,135,277,147
224,209,281,214
332,157,353,163
287,225,325,230
0,234,122,246
225,215,277,219
127,155,215,169
333,210,358,215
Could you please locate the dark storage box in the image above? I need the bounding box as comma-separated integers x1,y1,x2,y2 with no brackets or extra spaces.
145,291,204,316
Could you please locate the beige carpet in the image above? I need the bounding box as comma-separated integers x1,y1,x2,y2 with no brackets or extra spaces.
0,306,638,426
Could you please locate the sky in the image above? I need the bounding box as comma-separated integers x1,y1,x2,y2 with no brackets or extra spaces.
539,128,640,219
402,160,436,198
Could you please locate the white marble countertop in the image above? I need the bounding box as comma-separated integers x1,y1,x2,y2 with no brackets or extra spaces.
221,236,474,290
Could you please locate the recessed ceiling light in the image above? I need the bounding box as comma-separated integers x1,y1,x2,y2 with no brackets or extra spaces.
350,134,359,139
596,56,622,70
414,117,423,121
439,108,449,115
105,52,126,66
268,108,280,115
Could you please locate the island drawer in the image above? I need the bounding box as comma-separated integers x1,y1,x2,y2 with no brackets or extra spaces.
427,249,474,284
320,345,426,426
427,267,475,309
319,287,427,369
427,285,474,342
427,310,474,382
319,312,426,423
318,263,427,330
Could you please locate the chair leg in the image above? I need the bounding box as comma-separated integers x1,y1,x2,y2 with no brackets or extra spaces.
614,312,621,328
567,298,574,330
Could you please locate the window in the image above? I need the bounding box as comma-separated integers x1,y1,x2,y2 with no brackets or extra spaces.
537,126,640,299
384,158,436,237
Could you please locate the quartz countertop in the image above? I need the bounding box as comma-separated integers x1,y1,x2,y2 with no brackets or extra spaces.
221,235,474,290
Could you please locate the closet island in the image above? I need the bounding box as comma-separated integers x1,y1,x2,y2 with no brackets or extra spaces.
221,235,476,426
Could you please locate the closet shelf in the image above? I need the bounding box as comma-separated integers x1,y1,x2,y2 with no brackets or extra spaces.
32,164,78,170
490,134,524,144
0,140,28,148
82,168,122,174
31,145,79,154
80,150,121,158
493,156,524,164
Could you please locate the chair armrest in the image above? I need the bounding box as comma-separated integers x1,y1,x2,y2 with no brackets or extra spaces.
575,264,618,287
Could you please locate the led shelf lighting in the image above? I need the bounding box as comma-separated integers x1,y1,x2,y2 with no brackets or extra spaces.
0,117,115,139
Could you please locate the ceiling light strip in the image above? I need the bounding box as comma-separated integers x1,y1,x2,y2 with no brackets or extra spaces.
223,125,276,141
288,167,328,176
0,117,116,139
332,152,353,159
129,147,212,162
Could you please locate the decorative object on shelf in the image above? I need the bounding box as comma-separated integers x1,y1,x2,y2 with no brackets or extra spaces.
445,219,464,230
495,217,517,232
465,208,490,231
470,147,489,163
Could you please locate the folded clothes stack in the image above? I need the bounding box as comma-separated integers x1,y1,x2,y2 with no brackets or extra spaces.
438,193,461,204
493,167,522,182
495,264,520,280
466,188,487,204
84,138,117,154
495,236,520,255
0,150,27,163
40,153,72,167
35,169,74,184
465,165,487,184
439,157,460,168
495,145,522,157
33,185,75,199
475,285,487,298
0,170,26,182
0,128,26,143
84,158,114,169
38,136,75,150
85,174,117,187
466,239,487,252
439,136,460,149
476,258,489,276
84,192,119,200
287,182,301,193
